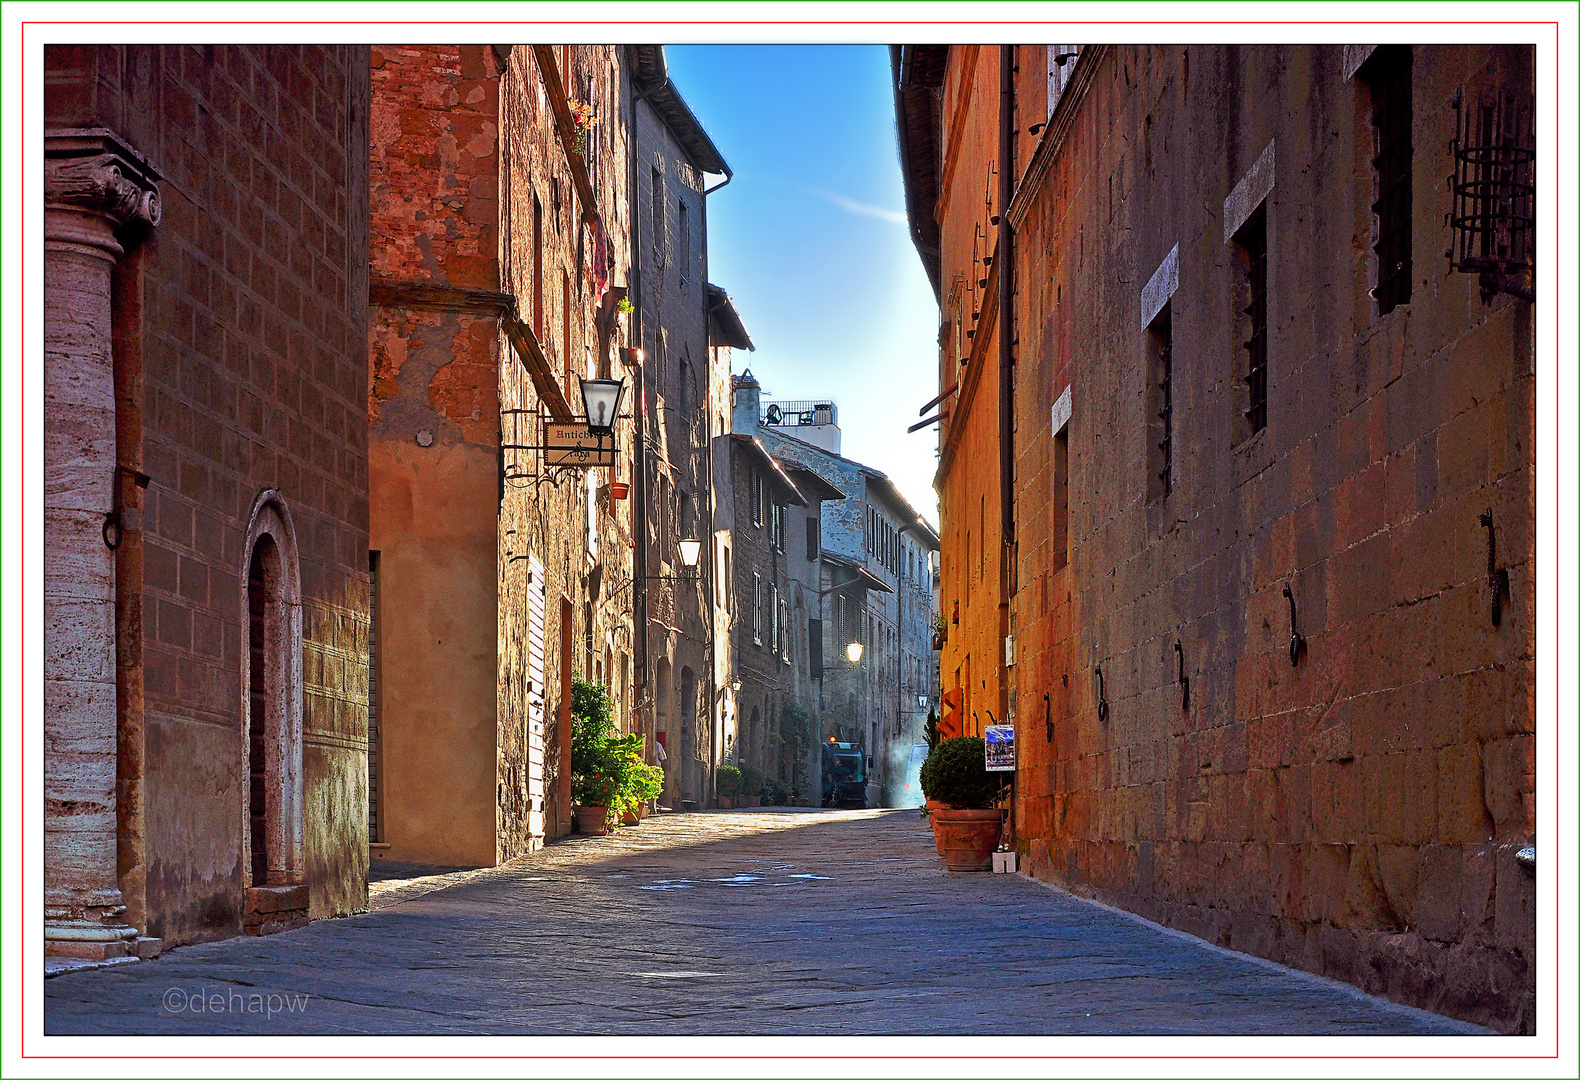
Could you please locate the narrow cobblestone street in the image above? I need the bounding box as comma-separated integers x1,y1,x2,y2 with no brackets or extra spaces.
44,809,1485,1036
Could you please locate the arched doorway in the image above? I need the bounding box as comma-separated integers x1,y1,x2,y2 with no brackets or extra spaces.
679,666,697,805
240,490,305,925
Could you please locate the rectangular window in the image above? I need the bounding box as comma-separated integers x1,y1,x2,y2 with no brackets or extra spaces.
780,598,790,663
752,572,761,645
772,502,785,552
806,516,818,560
1234,204,1268,435
808,617,823,678
561,269,572,390
650,165,664,251
678,199,690,284
1147,301,1174,500
1362,46,1413,316
532,194,544,338
1051,425,1069,573
749,468,763,527
771,584,780,652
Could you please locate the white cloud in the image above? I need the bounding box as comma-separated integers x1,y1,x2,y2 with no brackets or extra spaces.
807,187,908,224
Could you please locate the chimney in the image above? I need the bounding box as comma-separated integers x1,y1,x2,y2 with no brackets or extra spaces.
731,368,761,433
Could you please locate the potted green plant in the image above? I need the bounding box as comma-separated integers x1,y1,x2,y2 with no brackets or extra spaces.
716,764,742,809
761,777,788,806
570,679,635,835
738,766,763,808
920,736,1010,871
620,750,664,825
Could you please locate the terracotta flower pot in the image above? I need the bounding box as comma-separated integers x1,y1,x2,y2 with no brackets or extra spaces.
930,808,1004,872
608,481,629,500
717,796,734,809
620,808,641,826
925,799,948,855
573,805,611,835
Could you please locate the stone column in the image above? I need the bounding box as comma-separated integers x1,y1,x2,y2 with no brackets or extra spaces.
43,129,159,959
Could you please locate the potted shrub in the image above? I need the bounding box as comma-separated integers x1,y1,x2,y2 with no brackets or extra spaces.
570,678,654,834
761,777,788,806
738,766,763,808
716,764,742,809
620,757,664,825
920,736,1009,872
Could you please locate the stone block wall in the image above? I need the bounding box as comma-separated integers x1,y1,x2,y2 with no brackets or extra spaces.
633,89,716,805
1004,43,1535,1031
45,44,372,944
495,44,637,846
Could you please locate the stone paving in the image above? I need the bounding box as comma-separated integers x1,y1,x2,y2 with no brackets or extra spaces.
44,808,1488,1035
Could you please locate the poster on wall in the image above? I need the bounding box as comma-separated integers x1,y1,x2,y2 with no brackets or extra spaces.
984,724,1016,772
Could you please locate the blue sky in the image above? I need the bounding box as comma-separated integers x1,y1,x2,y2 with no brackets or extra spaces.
665,44,941,525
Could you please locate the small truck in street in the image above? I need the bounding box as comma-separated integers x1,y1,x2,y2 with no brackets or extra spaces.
821,740,868,808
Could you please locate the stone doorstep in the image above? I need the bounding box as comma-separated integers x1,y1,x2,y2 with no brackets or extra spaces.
44,938,130,961
245,884,308,915
43,937,160,977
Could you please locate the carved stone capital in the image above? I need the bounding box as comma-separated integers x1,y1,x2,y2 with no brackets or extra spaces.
44,128,162,230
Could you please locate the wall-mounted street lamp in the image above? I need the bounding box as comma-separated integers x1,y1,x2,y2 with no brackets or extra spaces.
579,376,627,437
609,537,704,601
846,641,864,664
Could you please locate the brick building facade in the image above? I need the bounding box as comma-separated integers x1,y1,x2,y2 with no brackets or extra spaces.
628,46,733,808
898,43,1537,1031
367,43,637,864
734,374,941,806
44,44,372,952
724,427,837,795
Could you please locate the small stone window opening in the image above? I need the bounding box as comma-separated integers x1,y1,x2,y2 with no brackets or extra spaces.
1361,45,1413,317
678,199,690,288
1233,204,1269,436
650,165,664,255
1147,300,1174,501
1051,425,1069,573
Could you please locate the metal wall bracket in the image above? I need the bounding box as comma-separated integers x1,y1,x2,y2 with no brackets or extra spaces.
1173,641,1190,711
1479,509,1509,626
1283,582,1306,667
1094,664,1109,723
1043,692,1054,743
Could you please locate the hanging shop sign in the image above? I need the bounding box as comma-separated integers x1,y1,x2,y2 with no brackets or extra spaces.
543,421,615,468
984,724,1017,772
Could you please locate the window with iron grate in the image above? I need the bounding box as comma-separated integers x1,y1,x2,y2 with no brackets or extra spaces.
1233,204,1269,435
1147,301,1174,501
1362,46,1413,316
